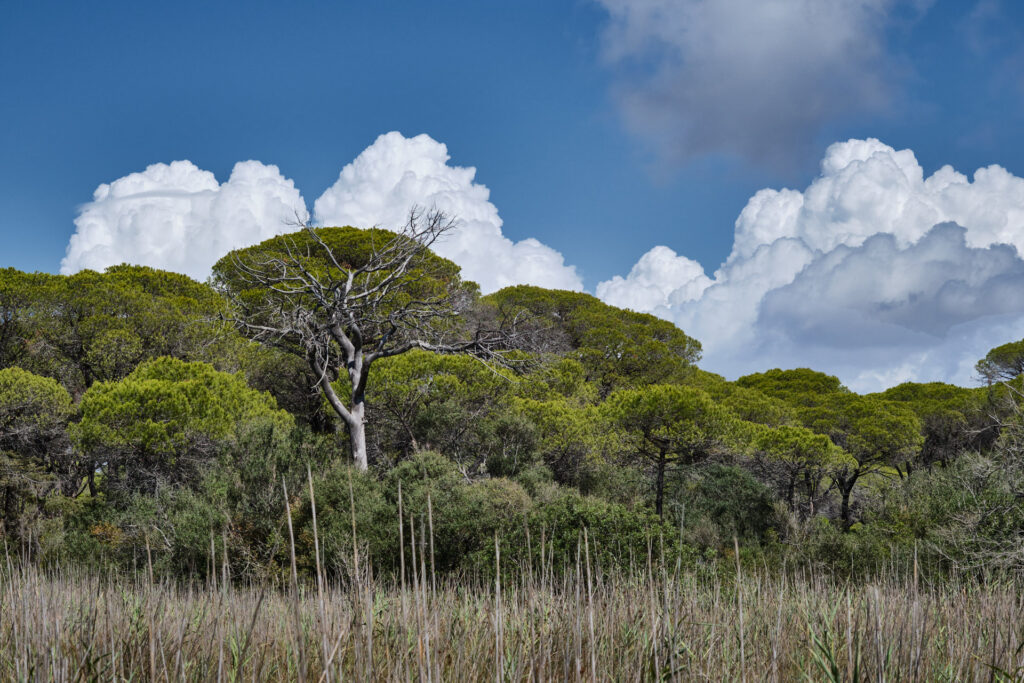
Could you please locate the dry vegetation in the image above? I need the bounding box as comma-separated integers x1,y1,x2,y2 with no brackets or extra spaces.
3,544,1024,682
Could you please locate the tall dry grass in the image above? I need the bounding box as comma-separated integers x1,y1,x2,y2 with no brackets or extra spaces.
3,473,1023,680
2,544,1024,681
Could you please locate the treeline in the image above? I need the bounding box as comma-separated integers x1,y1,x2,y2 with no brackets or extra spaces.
2,224,1024,582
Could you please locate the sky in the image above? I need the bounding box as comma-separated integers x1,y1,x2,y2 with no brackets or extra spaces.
3,0,1024,391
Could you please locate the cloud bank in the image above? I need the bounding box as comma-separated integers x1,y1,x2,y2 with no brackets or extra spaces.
596,139,1024,391
62,133,582,294
595,0,918,166
62,133,1024,391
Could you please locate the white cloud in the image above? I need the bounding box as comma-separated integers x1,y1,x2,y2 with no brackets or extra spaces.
597,139,1024,391
733,138,1024,258
61,133,582,294
595,0,921,166
62,160,309,279
313,132,583,293
596,245,711,312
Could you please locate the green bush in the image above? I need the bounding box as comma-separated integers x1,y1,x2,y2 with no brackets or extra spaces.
521,486,693,574
71,357,293,495
667,464,782,551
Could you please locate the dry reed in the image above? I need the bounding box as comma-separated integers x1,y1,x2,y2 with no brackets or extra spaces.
2,547,1023,681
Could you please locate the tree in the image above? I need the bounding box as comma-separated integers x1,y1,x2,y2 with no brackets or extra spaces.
602,384,737,517
876,382,988,470
736,368,847,408
71,357,292,495
240,344,340,433
367,349,518,468
0,265,239,395
802,395,923,528
0,368,74,537
0,269,52,370
212,209,514,470
667,464,781,547
751,424,851,517
976,339,1024,385
483,285,702,394
512,397,600,486
689,371,799,427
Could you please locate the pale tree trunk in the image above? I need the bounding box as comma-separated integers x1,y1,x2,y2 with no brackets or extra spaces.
316,362,371,471
349,395,368,470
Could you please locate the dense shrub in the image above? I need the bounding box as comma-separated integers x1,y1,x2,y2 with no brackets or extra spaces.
667,464,783,550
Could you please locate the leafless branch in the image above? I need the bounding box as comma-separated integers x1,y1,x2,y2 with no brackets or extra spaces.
214,207,527,468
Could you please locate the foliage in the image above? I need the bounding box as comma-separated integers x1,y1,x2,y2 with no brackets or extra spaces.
367,350,519,469
976,338,1024,384
510,396,601,486
666,463,782,550
601,384,739,516
802,394,923,527
483,285,701,393
521,485,691,572
736,368,847,408
802,395,923,470
212,215,507,470
875,381,989,468
71,357,292,495
0,367,74,536
0,265,238,394
5,234,1024,591
691,372,799,427
0,367,74,449
750,423,850,515
0,269,51,369
387,452,534,573
239,344,339,433
212,224,472,362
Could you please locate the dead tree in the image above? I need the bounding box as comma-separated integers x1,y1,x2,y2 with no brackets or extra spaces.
213,208,525,470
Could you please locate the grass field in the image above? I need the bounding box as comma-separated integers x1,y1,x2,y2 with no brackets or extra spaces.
3,550,1023,682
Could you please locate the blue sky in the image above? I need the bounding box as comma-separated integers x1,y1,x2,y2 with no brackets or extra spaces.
3,0,1024,389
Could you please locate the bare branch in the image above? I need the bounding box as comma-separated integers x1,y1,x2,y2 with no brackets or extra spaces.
213,207,522,469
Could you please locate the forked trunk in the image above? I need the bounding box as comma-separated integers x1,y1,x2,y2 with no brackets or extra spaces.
315,359,370,470
835,470,860,530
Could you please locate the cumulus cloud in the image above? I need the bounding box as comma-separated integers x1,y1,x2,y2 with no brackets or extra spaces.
596,245,711,312
62,133,582,294
595,0,920,166
596,139,1024,390
313,132,583,293
62,160,309,279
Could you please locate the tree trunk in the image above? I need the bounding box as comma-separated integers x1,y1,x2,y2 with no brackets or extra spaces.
3,485,18,537
836,472,860,530
349,394,368,471
803,470,816,517
655,452,667,518
840,484,851,528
